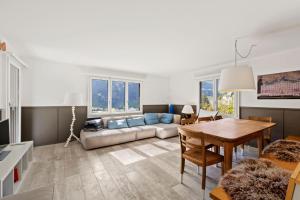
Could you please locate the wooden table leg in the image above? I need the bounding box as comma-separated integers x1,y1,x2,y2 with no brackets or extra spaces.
223,142,234,173
257,132,264,157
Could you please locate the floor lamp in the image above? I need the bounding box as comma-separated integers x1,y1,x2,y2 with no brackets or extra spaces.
64,93,83,147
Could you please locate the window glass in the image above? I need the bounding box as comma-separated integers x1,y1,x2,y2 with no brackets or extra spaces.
128,82,140,111
92,79,108,112
112,81,126,112
217,79,235,117
200,80,214,111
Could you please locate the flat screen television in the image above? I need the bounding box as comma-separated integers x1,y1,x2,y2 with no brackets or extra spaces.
0,119,10,149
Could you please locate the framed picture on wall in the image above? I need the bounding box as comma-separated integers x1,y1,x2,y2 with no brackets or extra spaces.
257,70,300,99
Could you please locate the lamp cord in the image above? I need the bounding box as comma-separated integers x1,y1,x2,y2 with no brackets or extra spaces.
234,39,256,66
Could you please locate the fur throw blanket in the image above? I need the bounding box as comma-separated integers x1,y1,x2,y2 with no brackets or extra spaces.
219,159,291,200
263,139,300,162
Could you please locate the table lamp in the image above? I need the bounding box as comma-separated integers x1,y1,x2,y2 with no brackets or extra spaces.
182,105,194,119
63,93,83,147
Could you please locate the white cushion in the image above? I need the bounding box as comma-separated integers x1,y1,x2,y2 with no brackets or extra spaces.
150,123,180,139
135,126,156,139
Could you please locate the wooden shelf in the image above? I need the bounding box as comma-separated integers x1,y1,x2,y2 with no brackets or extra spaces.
0,141,33,198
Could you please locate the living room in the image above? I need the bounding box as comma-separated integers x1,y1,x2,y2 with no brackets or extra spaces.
0,1,300,200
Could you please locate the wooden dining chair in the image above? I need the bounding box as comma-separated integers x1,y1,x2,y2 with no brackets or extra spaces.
178,127,224,191
242,116,273,152
181,115,216,174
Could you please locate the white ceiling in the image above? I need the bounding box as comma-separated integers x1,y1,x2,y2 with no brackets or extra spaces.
1,0,300,75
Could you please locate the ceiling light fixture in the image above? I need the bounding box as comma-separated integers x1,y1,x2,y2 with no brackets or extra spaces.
219,39,256,91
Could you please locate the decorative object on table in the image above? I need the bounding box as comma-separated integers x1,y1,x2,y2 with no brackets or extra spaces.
0,41,6,51
63,93,83,147
84,118,102,131
257,70,300,99
14,168,19,183
181,105,194,119
219,39,256,91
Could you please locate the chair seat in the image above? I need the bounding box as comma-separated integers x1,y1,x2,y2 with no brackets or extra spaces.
187,138,215,149
183,149,224,166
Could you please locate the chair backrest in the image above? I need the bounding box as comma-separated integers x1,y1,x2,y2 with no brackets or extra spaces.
285,162,300,200
197,116,214,123
248,116,272,135
177,127,205,149
214,115,223,120
248,116,272,123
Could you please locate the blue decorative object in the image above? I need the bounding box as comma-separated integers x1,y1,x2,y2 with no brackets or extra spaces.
169,104,175,114
144,113,159,125
160,113,173,124
107,119,128,129
127,117,145,127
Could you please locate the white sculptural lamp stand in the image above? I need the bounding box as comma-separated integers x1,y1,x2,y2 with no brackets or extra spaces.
64,106,81,147
63,93,83,148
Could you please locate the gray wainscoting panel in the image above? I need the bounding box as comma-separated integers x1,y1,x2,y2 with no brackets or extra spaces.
143,105,169,113
240,106,300,147
284,109,300,137
22,107,58,146
22,106,87,146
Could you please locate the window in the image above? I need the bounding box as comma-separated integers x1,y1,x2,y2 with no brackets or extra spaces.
216,79,235,116
90,78,141,114
200,80,214,111
92,79,108,112
112,81,126,112
128,82,140,112
199,78,237,117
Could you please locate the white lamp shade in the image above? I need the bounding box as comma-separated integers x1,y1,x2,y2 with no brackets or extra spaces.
182,105,194,114
219,65,256,91
64,93,83,106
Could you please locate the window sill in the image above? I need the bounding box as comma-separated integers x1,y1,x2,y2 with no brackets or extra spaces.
88,111,143,118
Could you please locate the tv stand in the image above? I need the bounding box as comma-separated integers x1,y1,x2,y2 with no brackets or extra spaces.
0,141,33,198
0,151,11,161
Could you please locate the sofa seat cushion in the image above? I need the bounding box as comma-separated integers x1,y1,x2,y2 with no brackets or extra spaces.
80,128,138,149
135,126,156,139
150,123,180,139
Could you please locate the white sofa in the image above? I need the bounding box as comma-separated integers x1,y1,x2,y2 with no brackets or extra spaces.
80,114,181,150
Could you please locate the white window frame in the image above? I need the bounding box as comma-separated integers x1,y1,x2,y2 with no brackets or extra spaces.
88,76,143,117
198,75,240,118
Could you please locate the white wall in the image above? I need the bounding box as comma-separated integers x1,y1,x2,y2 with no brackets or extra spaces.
169,48,300,109
22,57,170,107
241,49,300,108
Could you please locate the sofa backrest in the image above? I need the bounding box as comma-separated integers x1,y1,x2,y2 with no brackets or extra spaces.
101,113,181,128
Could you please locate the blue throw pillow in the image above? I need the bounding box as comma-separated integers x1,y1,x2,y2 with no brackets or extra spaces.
160,113,173,124
127,117,145,127
144,113,159,125
107,119,128,129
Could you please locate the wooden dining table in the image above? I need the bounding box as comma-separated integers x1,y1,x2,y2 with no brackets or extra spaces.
180,118,276,172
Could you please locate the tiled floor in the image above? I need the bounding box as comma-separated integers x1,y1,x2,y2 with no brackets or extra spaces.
19,137,258,200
